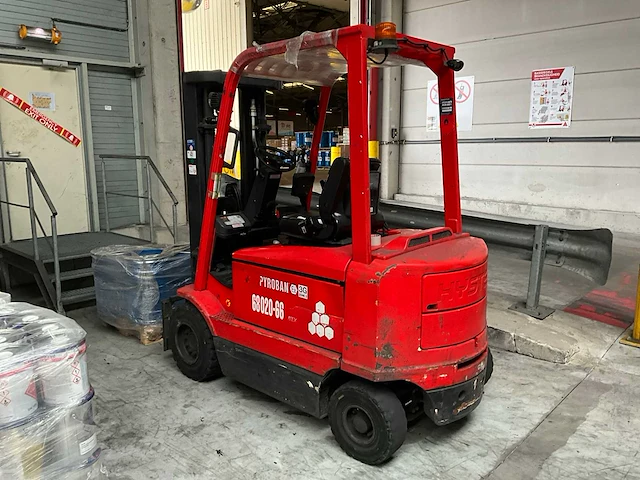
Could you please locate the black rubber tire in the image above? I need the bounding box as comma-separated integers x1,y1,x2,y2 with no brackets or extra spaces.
328,380,407,465
485,349,494,384
171,302,222,382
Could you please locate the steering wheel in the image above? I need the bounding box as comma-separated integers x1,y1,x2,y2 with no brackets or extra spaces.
255,145,296,173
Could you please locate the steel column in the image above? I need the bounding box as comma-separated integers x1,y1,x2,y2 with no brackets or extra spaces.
510,224,555,320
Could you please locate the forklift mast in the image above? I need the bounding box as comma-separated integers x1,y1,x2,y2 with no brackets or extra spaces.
181,71,280,264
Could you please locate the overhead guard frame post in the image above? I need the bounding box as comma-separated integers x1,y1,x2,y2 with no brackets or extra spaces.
306,86,332,211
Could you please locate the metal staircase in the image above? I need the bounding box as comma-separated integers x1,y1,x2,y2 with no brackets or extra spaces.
0,156,178,313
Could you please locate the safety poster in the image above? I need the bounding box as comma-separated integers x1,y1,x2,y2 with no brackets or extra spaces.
529,67,574,128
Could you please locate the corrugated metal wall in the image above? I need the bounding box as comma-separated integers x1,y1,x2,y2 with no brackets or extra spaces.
88,70,141,229
0,0,130,62
399,0,640,234
182,0,249,72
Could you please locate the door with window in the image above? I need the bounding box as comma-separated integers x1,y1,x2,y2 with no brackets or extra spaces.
0,62,89,240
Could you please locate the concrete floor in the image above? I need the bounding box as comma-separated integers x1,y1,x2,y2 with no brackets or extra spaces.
10,222,639,479
70,232,640,480
71,308,640,480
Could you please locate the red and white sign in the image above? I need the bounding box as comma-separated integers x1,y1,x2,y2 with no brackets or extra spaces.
529,67,574,129
427,76,475,132
0,87,82,147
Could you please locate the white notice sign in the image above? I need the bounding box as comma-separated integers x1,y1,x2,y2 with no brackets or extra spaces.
426,76,474,132
529,67,574,128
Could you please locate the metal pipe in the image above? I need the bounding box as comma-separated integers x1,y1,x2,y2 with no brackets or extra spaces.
0,183,4,244
0,200,30,209
101,192,148,200
25,169,39,260
51,216,62,314
145,157,179,204
150,198,172,232
2,161,12,242
34,212,53,253
146,160,154,242
397,135,640,145
25,159,57,215
100,155,179,204
526,225,548,310
98,154,179,240
276,188,613,285
172,203,178,243
100,159,110,232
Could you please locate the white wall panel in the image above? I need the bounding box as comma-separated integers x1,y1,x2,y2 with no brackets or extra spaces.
404,0,640,45
399,0,640,233
182,0,249,72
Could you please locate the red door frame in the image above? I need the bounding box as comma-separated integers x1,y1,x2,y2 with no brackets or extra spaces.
193,25,462,290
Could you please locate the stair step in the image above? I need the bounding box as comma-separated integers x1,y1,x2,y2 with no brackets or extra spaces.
60,286,95,304
50,268,94,282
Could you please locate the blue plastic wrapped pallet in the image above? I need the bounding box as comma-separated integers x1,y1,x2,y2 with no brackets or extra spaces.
91,245,191,333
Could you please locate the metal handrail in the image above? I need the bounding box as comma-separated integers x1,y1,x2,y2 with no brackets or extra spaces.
98,154,179,243
0,157,62,313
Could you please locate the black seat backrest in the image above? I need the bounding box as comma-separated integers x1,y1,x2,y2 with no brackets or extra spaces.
319,157,350,223
291,172,315,206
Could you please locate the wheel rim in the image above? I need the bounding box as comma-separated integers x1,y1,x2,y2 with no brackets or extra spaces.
342,404,375,447
176,324,199,365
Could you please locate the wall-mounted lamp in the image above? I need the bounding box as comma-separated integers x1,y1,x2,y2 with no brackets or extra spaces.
18,25,62,45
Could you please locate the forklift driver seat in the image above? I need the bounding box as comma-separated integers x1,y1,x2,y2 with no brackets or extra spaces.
279,157,351,241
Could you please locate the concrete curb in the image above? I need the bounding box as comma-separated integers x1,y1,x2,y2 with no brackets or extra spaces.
486,295,622,365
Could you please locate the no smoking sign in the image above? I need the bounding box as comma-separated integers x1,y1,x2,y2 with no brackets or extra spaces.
426,76,475,132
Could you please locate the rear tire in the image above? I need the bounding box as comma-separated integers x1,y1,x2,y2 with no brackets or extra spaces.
328,380,407,465
170,302,222,382
485,349,494,384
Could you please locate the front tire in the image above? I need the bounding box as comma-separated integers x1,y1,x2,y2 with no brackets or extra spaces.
328,380,407,465
170,302,222,382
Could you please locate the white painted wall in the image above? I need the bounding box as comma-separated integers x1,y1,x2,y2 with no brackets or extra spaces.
398,0,640,233
182,0,250,72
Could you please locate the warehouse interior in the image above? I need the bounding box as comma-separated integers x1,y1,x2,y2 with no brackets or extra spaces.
0,0,639,479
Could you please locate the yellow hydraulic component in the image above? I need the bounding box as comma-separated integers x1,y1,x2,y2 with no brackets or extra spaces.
368,140,379,159
222,150,241,179
330,146,340,165
620,265,640,348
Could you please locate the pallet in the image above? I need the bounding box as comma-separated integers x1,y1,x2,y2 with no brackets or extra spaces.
104,321,163,346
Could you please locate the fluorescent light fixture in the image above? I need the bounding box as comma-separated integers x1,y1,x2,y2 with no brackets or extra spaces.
266,90,274,95
295,113,302,116
18,24,62,45
278,107,288,111
266,114,274,118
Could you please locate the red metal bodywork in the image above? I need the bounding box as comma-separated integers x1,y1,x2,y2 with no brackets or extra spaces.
179,25,486,398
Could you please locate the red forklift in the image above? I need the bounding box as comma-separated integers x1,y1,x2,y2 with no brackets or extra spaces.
164,23,492,465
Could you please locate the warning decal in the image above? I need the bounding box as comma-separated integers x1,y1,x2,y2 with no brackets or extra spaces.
427,76,475,132
0,87,82,147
